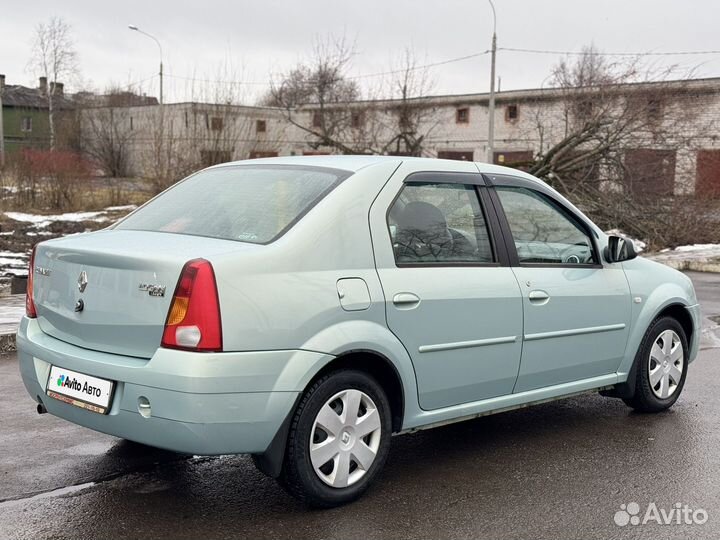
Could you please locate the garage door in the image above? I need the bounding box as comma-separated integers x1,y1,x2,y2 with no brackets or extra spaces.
437,151,474,161
624,149,676,197
696,149,720,197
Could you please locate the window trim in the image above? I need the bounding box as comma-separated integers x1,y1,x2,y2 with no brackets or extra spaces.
210,116,224,131
484,174,603,269
402,171,486,186
386,173,505,268
455,107,470,124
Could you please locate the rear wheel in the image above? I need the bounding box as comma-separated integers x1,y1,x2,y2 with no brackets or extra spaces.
277,369,392,507
623,316,688,412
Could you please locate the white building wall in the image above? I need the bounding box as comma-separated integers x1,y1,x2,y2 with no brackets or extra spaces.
80,79,720,192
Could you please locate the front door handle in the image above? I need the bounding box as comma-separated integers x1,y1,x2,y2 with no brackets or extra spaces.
393,292,421,309
528,290,550,303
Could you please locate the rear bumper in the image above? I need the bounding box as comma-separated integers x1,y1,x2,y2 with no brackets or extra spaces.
17,317,333,455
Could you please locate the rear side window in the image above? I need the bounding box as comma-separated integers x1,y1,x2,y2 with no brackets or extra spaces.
116,166,348,244
387,183,495,265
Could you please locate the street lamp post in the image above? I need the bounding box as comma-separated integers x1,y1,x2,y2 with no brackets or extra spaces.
486,0,497,164
128,24,163,105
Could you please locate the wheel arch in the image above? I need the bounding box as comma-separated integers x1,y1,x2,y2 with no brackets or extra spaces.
309,349,405,433
253,346,409,479
603,301,693,400
656,303,694,348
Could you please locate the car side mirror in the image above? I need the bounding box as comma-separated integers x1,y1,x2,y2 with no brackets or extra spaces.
604,235,637,263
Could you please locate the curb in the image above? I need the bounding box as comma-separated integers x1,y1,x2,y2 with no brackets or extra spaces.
650,259,720,273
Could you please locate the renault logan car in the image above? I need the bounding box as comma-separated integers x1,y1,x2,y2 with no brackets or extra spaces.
18,156,700,507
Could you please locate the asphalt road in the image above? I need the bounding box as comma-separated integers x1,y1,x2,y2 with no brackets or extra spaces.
1,272,719,540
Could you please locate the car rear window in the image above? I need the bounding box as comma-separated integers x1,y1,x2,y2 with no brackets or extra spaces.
115,165,349,244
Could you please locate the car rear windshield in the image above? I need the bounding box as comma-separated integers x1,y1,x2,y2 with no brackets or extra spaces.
115,165,349,244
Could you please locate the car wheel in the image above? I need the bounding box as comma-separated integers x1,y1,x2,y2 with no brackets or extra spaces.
277,369,392,507
623,316,688,413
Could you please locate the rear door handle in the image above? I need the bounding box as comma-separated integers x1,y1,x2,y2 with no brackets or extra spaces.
393,292,421,309
528,290,550,303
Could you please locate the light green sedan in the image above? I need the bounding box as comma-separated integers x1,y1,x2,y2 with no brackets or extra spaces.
18,156,700,507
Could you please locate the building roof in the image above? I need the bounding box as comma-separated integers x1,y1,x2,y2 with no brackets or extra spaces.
294,76,720,111
1,85,71,109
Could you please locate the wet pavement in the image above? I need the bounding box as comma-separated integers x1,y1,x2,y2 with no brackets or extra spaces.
1,272,719,540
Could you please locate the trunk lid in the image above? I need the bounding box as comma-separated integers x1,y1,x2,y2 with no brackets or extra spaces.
33,230,254,358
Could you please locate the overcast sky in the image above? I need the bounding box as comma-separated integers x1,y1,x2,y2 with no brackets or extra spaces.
1,0,719,104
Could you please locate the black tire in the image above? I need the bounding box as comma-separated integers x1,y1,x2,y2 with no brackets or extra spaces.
277,369,392,508
623,316,688,413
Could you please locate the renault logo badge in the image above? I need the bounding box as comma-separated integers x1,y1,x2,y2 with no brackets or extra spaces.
78,271,88,293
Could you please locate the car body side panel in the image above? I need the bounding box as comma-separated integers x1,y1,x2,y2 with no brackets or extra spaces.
296,319,420,408
211,160,401,353
368,159,524,411
511,265,631,393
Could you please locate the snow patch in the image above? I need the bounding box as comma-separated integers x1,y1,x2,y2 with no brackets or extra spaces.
673,244,720,252
5,211,109,228
104,204,137,212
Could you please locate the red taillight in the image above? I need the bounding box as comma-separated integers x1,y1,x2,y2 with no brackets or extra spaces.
26,246,37,318
161,259,222,352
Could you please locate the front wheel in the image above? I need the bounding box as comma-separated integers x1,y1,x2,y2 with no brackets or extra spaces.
623,316,688,412
277,369,392,507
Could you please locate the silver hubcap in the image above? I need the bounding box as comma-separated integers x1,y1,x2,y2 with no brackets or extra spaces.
649,329,684,399
310,389,382,488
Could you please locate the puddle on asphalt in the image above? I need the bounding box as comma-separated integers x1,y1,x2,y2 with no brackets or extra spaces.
0,482,95,509
55,440,116,456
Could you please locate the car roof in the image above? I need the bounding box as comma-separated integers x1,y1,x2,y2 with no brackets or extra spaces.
212,155,545,186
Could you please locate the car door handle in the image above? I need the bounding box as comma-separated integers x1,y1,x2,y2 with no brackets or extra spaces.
528,290,550,303
393,292,421,309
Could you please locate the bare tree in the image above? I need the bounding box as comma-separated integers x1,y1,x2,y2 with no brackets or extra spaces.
520,45,716,248
28,17,79,150
142,62,260,192
380,49,439,156
526,46,693,195
80,88,135,177
269,39,439,156
268,35,361,154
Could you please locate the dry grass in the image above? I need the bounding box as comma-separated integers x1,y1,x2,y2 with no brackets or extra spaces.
0,170,154,214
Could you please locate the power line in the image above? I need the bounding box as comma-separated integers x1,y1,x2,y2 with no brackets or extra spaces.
155,47,720,89
125,74,157,88
346,50,491,79
164,73,268,86
499,47,720,57
163,50,492,86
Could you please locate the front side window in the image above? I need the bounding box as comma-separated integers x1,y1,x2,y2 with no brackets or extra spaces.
496,186,595,265
116,166,347,244
388,182,494,265
21,117,32,132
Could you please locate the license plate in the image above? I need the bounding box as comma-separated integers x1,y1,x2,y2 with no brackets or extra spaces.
46,366,115,414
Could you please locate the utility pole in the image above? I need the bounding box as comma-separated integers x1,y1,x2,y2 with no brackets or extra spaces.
128,24,163,105
486,0,497,164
